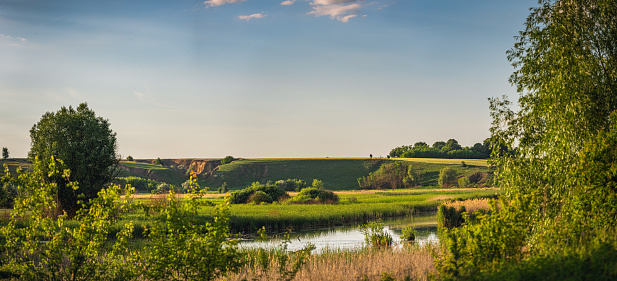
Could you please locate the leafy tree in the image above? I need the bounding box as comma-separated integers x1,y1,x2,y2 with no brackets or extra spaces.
437,167,457,187
126,155,134,161
438,0,617,278
218,182,228,193
444,139,462,152
221,156,235,165
432,141,446,150
413,142,429,149
28,103,118,216
2,147,8,160
154,157,163,165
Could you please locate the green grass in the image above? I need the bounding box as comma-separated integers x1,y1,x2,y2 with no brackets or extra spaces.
189,188,501,233
118,161,187,186
201,158,384,191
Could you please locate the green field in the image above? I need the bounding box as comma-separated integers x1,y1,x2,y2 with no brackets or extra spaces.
124,187,500,234
201,158,491,191
2,157,492,192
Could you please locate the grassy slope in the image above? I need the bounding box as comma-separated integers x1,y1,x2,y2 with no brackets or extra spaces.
201,158,384,191
117,161,187,186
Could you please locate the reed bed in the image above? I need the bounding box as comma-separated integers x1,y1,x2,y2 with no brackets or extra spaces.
442,198,492,214
221,245,438,281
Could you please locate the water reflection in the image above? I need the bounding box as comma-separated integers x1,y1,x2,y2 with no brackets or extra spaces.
238,215,439,253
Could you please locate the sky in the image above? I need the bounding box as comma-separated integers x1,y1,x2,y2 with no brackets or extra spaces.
0,0,538,159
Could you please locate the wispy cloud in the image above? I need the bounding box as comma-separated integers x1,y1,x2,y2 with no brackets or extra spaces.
281,0,296,5
0,34,28,46
308,1,363,22
204,0,246,7
238,13,267,21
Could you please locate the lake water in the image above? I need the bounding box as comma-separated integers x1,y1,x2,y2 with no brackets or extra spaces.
238,214,439,253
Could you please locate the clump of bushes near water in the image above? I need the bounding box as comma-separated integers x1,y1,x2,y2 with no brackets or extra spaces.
229,179,338,205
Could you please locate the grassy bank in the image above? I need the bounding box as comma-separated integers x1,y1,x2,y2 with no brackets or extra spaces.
124,188,500,234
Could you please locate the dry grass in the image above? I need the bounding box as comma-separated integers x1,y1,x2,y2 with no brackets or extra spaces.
397,158,488,167
443,198,492,214
221,246,437,281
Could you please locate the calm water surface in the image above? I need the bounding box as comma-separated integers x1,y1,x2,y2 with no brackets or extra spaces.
238,214,439,253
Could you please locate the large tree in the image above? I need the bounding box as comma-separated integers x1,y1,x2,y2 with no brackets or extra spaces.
437,0,617,278
29,103,118,215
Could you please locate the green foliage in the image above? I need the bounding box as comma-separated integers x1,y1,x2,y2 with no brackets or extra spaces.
437,204,466,229
28,103,118,216
357,162,410,189
229,182,288,204
457,176,470,188
0,157,138,280
275,178,307,191
115,176,160,192
154,157,163,165
288,187,339,204
359,220,393,248
389,139,490,159
142,173,244,281
248,190,272,204
438,167,457,187
126,155,134,161
220,155,235,165
438,1,617,277
311,178,324,189
218,182,228,193
1,147,8,160
243,229,315,281
400,226,416,241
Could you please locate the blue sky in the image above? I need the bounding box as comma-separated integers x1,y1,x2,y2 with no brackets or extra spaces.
0,0,537,158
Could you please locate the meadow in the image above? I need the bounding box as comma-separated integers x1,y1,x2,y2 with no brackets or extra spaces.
124,187,500,234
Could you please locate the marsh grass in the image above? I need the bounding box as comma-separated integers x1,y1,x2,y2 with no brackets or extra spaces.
443,198,492,214
221,245,437,281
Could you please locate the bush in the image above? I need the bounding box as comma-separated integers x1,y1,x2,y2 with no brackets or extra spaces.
154,157,163,165
0,181,18,208
359,220,393,248
248,191,272,204
438,167,457,187
126,155,134,161
229,182,288,204
458,176,470,188
400,226,416,241
468,172,483,184
288,187,339,204
115,176,160,192
221,156,235,165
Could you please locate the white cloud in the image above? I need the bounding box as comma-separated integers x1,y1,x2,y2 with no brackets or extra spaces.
281,0,295,5
308,1,363,22
0,34,28,46
238,13,267,21
204,0,246,7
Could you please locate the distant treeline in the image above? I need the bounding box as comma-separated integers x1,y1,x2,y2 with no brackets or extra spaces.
389,138,490,159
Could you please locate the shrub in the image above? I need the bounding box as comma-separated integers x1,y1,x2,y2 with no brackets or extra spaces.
115,176,160,192
218,182,229,193
0,180,18,208
248,191,272,204
311,179,324,189
438,167,457,187
359,220,393,248
458,176,470,188
221,156,235,165
229,182,288,204
437,204,466,229
400,226,416,241
154,157,163,165
126,155,134,161
468,172,483,184
288,187,339,204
